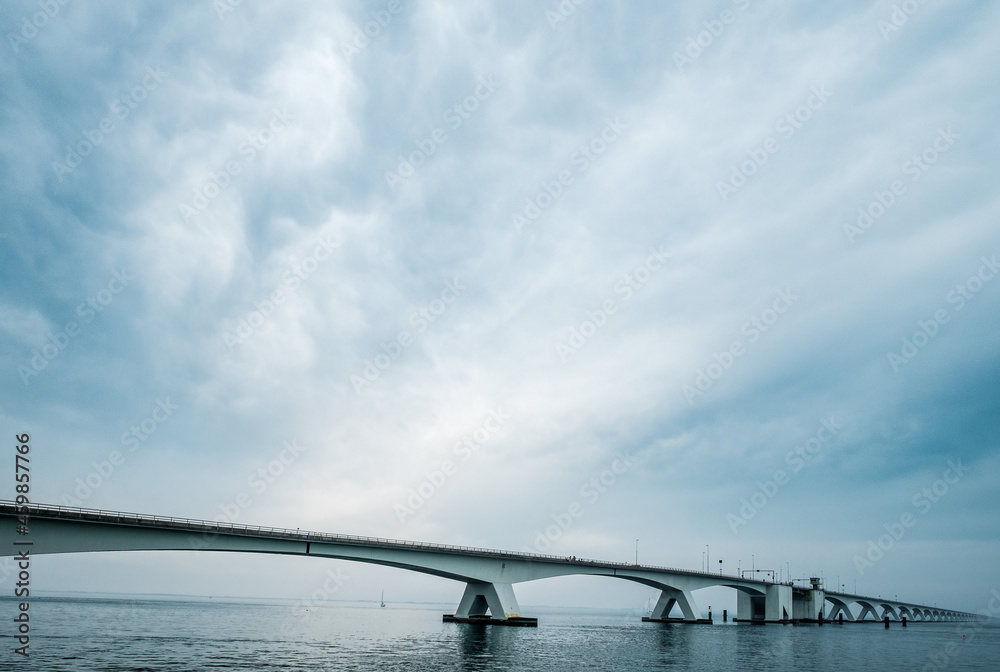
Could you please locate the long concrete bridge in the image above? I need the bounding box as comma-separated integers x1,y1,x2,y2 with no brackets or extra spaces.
0,501,975,626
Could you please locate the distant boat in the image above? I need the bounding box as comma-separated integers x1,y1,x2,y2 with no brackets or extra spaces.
380,590,385,608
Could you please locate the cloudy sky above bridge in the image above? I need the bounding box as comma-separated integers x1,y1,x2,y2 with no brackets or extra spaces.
1,0,998,613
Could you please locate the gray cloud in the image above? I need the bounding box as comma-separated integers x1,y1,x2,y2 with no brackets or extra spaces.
1,0,998,612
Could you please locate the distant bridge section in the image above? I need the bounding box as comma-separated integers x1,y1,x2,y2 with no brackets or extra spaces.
0,502,975,626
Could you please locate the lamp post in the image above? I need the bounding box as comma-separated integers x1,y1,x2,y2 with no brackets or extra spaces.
635,539,638,565
719,559,723,575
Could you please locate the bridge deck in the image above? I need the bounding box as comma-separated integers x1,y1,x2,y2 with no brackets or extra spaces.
1,500,776,585
0,501,974,622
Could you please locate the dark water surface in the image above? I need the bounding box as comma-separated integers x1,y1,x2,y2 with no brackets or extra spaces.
2,595,998,671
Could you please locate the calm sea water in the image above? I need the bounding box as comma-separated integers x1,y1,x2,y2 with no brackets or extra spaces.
2,595,998,671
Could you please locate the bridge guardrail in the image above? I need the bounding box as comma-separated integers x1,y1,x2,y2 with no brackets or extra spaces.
2,501,973,616
0,499,788,585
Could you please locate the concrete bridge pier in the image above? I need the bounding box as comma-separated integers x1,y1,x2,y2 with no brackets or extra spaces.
736,585,793,623
443,581,537,626
880,604,900,621
642,587,708,623
856,601,879,621
766,584,793,622
792,586,825,621
736,590,763,622
827,602,855,622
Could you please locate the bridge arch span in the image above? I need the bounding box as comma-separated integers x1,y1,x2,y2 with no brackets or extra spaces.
1,502,777,624
2,502,973,626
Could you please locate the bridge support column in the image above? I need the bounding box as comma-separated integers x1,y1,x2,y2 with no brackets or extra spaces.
827,603,855,622
737,591,765,622
792,588,825,621
736,589,791,623
857,602,878,621
765,585,793,623
643,587,707,623
443,582,537,626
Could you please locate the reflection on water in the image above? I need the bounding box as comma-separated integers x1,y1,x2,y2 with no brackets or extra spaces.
652,622,694,667
457,623,518,670
0,596,996,672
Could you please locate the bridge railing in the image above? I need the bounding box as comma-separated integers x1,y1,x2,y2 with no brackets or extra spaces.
822,591,973,616
0,500,783,585
5,501,974,616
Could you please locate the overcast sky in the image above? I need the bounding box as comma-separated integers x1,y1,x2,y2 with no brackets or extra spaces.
1,0,998,616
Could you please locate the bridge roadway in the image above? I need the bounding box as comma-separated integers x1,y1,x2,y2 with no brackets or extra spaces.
0,501,975,626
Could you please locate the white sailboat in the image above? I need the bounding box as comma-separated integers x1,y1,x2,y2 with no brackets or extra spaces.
380,590,386,608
